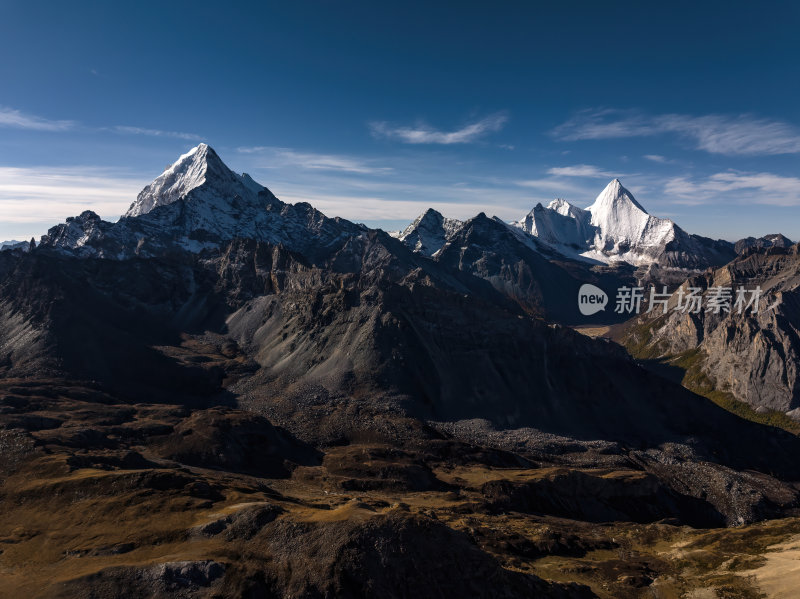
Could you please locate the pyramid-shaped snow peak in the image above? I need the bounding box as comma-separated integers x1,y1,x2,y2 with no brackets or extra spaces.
124,143,265,218
399,208,463,256
589,179,647,214
41,144,364,259
585,179,658,246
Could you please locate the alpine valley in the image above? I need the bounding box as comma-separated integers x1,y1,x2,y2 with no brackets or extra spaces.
2,144,800,599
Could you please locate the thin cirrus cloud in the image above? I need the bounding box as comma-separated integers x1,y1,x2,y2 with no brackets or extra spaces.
109,126,202,141
237,146,393,175
369,112,508,144
546,164,617,178
270,179,535,223
275,190,516,223
0,105,199,140
552,109,800,156
0,105,75,131
665,171,800,206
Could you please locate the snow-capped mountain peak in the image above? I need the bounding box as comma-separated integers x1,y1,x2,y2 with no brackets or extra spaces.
503,178,736,268
41,145,362,260
124,143,265,218
586,179,656,248
547,198,584,218
511,199,594,252
588,179,647,218
398,208,463,256
240,172,264,194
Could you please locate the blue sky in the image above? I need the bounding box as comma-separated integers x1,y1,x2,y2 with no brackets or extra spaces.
1,0,799,241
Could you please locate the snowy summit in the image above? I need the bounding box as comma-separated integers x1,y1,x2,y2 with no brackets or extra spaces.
125,143,264,218
39,144,360,259
510,179,734,269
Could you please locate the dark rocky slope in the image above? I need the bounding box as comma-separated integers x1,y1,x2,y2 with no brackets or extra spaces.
620,243,800,415
3,233,800,527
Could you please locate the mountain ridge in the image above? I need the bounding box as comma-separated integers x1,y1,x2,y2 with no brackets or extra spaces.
39,144,363,262
40,143,781,279
396,179,740,274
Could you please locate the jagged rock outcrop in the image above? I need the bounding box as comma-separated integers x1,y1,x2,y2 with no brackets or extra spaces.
621,244,800,413
735,233,794,254
395,207,462,256
432,212,633,322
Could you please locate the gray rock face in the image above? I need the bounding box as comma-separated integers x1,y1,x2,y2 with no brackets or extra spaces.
432,212,636,323
396,207,463,256
735,233,794,255
623,244,800,412
51,560,226,598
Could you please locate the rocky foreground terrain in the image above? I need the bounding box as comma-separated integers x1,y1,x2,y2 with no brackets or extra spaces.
2,144,800,598
4,377,800,598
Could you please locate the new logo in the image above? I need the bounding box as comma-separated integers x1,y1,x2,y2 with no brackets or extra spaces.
578,284,608,316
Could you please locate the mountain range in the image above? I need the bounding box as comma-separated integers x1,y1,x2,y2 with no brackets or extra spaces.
7,144,788,326
18,144,797,426
32,144,758,274
397,178,739,271
5,142,796,472
3,143,800,597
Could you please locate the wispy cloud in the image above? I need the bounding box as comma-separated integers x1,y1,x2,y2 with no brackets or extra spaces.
0,106,75,131
274,191,513,223
0,105,201,140
237,146,392,174
234,144,544,223
243,164,541,223
665,171,800,206
110,126,201,141
546,164,617,178
552,109,800,156
0,167,146,226
369,112,508,144
643,154,670,163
